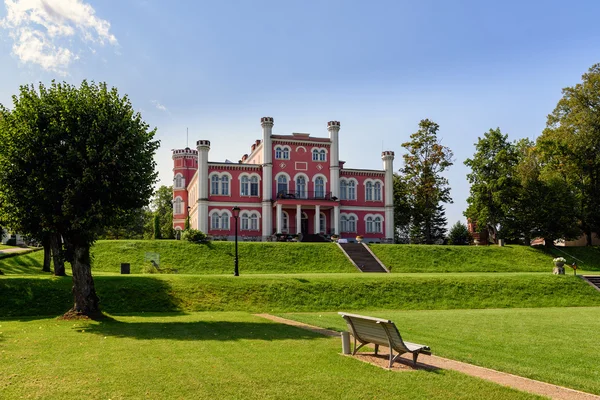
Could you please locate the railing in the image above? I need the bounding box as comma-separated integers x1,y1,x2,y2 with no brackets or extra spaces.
275,190,337,201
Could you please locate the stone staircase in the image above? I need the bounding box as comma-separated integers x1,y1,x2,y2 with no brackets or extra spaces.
339,243,388,273
582,275,600,291
301,234,329,243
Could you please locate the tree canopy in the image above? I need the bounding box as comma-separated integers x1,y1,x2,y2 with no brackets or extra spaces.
400,119,453,244
0,81,159,317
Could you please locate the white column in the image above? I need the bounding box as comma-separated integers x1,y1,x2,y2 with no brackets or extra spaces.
314,205,320,234
328,121,340,198
382,151,395,241
196,140,211,233
261,117,274,238
296,204,302,235
333,205,340,235
276,203,283,234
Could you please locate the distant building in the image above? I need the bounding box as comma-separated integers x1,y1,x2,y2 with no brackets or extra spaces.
172,117,395,242
1,229,24,245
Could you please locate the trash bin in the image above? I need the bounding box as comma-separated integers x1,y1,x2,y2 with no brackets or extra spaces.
341,331,351,354
121,263,130,274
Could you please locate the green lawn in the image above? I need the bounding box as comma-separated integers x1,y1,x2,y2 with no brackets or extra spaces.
280,307,600,395
0,240,357,274
369,244,600,272
0,312,541,399
0,244,20,250
2,273,600,317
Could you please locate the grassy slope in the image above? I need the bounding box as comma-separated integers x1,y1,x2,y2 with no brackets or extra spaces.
369,244,594,272
0,312,541,400
281,307,600,395
2,273,599,317
0,240,356,275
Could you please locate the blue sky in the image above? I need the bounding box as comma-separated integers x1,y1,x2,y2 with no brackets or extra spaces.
1,0,599,227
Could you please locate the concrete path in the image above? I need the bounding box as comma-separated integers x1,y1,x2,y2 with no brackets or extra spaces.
0,247,33,255
256,314,600,400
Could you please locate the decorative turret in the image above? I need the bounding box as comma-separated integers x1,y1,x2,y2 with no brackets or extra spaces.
382,151,395,241
261,117,274,239
328,121,341,198
196,139,211,233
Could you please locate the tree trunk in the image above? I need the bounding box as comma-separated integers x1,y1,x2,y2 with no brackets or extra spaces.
51,232,66,276
65,241,101,319
42,235,51,272
586,230,593,246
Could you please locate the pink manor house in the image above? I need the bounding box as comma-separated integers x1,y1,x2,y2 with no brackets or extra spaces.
172,117,395,243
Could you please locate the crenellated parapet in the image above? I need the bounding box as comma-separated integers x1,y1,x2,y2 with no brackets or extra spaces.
261,117,274,127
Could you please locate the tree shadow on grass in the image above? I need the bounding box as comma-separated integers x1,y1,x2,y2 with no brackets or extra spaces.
81,317,325,342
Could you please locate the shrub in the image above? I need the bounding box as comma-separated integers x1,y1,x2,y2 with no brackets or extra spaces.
448,221,472,245
182,229,209,244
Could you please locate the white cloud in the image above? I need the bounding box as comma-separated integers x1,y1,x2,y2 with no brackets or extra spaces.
151,100,167,112
0,0,117,74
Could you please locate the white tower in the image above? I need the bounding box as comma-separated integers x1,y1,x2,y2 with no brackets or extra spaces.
196,140,211,234
382,151,395,241
327,121,340,198
261,117,274,239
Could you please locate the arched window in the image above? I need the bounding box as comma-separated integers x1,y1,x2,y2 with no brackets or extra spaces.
374,216,382,233
221,175,229,196
221,212,230,230
174,173,184,189
241,212,250,230
366,182,373,201
374,182,382,201
250,214,259,230
250,176,259,196
282,147,290,159
241,176,250,196
315,177,325,198
319,212,326,233
348,215,356,232
319,149,326,161
173,198,183,215
366,216,373,233
277,175,288,196
340,180,347,200
348,180,356,200
211,213,221,230
296,176,306,198
211,175,220,195
312,149,319,161
275,146,283,159
340,215,348,233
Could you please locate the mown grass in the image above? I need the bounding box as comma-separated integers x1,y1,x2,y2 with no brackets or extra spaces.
280,307,600,395
0,240,357,275
0,244,19,250
2,273,599,317
369,244,584,272
0,312,541,399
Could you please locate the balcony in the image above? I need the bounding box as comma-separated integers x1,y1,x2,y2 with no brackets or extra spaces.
275,190,337,201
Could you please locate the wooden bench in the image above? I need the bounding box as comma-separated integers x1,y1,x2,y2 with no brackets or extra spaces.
339,312,431,368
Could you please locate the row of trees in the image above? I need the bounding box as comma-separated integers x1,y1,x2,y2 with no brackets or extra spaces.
0,81,160,318
465,64,600,246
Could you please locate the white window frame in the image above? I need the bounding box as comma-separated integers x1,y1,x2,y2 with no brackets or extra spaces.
174,173,185,189
347,179,357,200
275,172,290,196
340,179,347,200
173,197,184,215
374,182,382,201
211,175,220,195
319,212,326,233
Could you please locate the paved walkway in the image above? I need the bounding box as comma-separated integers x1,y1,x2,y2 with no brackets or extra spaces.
0,247,33,255
256,314,600,400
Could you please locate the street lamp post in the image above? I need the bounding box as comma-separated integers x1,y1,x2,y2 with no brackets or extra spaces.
232,206,240,276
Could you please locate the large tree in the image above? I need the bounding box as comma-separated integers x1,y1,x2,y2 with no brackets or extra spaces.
0,81,159,318
464,128,519,244
401,119,453,244
537,64,600,245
